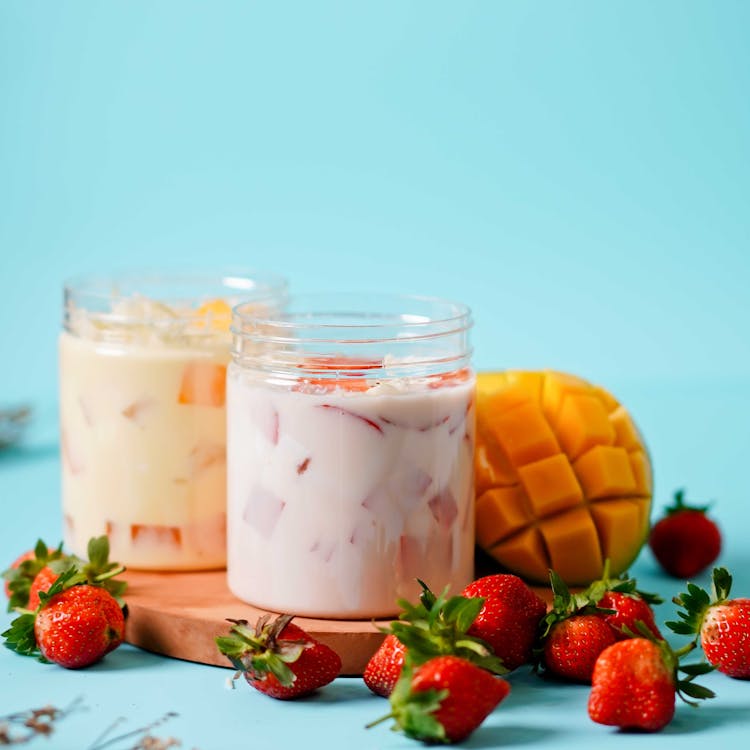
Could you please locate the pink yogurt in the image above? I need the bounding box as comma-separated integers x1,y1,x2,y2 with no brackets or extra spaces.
227,294,475,618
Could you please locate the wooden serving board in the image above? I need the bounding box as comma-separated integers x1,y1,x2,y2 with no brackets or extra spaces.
123,569,391,675
123,569,556,676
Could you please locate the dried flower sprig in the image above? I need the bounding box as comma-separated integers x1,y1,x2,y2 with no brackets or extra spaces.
87,712,186,750
0,696,83,745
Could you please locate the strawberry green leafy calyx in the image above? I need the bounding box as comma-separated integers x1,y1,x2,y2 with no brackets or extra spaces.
76,536,127,605
585,559,663,607
537,570,613,644
217,615,307,688
667,567,732,639
216,614,341,699
2,540,66,611
388,581,507,675
583,560,663,641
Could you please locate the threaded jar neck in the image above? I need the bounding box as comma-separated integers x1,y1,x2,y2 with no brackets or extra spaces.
231,293,473,386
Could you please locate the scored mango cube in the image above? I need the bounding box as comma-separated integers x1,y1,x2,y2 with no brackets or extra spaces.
541,371,591,422
540,507,603,585
589,499,647,574
489,527,550,584
475,486,533,548
609,405,642,450
555,393,616,459
573,445,637,499
489,401,560,468
517,453,583,516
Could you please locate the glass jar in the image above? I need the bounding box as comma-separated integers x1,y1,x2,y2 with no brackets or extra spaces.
60,270,287,570
227,293,475,618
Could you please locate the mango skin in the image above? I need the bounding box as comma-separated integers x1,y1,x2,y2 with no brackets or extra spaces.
475,370,652,586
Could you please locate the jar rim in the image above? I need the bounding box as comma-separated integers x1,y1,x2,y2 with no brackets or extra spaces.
232,292,472,343
64,268,288,305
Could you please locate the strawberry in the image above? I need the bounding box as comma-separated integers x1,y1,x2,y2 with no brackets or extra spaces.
588,637,715,732
216,614,341,699
584,561,663,641
543,614,617,682
363,581,506,697
363,634,408,697
462,574,547,671
535,571,615,682
668,566,750,678
368,656,510,743
2,540,66,610
649,489,721,578
537,566,664,682
27,566,59,610
597,591,662,641
2,569,125,669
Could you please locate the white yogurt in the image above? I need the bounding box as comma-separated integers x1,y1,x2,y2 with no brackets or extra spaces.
59,274,286,570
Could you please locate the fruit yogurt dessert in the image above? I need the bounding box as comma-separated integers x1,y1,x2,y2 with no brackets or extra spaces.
60,271,286,570
227,294,475,618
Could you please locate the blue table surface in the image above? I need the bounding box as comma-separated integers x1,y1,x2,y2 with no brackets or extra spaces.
2,377,750,749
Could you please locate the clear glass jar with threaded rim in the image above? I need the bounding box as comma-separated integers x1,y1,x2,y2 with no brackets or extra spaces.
227,292,475,618
60,270,287,571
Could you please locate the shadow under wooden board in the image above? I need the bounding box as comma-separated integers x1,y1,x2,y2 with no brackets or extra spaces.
123,570,555,676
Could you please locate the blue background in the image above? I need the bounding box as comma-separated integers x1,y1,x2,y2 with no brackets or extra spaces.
2,2,750,749
2,0,750,400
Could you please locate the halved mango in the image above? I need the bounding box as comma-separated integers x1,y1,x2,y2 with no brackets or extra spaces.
475,370,652,586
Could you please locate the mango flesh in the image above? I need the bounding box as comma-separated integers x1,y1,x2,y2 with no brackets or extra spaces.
475,370,652,586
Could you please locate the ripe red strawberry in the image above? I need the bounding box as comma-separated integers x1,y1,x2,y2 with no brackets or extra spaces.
669,567,750,678
2,540,66,610
649,489,721,578
588,637,714,732
598,591,662,641
27,566,59,610
363,582,506,697
363,634,407,697
462,574,546,670
368,656,510,743
544,614,617,682
584,561,663,641
34,585,125,668
216,614,341,699
2,570,125,669
536,570,620,682
589,638,676,731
